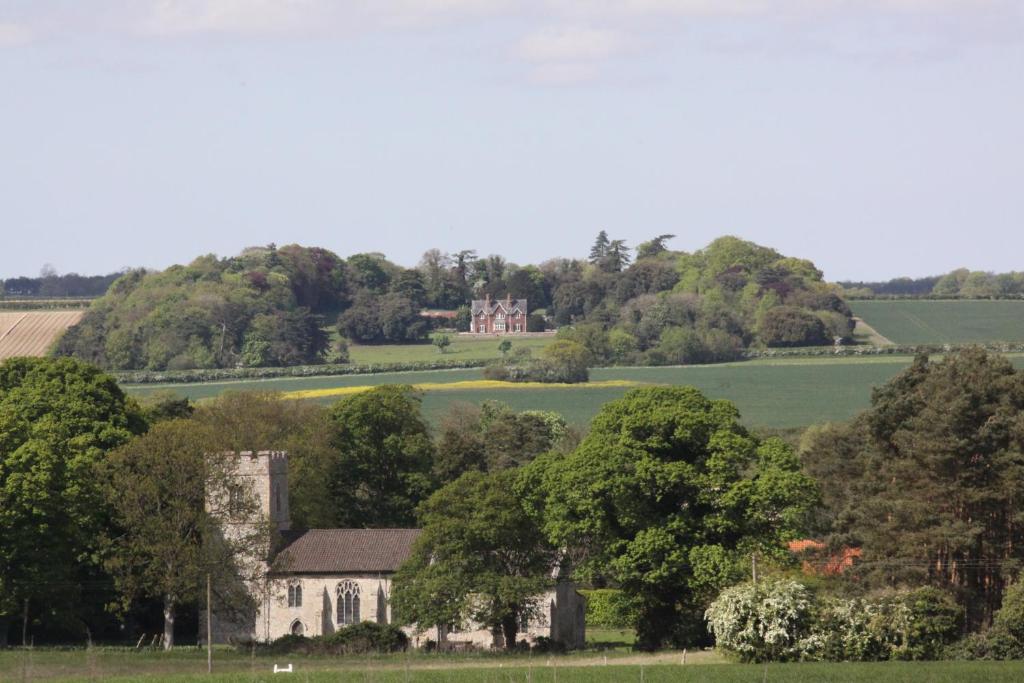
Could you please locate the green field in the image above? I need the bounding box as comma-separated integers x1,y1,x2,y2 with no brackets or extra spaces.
347,334,556,365
851,299,1024,345
3,648,1023,682
125,355,1024,429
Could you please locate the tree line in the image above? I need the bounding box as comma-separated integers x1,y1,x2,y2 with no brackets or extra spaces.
1,266,124,298
842,267,1024,298
5,348,1024,658
53,235,854,372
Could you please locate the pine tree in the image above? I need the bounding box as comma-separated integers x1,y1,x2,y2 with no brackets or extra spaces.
804,349,1024,628
588,230,610,264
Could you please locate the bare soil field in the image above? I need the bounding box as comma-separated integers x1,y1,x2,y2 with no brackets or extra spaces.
0,310,83,360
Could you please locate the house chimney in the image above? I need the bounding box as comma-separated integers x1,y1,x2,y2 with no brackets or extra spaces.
485,293,491,307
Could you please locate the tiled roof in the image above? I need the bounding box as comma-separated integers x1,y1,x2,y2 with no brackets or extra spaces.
470,298,528,315
273,529,421,575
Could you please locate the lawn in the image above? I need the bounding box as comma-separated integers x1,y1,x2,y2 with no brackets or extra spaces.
850,299,1024,345
124,355,1010,429
347,333,556,365
3,648,1023,682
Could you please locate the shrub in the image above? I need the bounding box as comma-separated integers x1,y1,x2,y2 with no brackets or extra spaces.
893,587,960,660
994,581,1024,642
581,589,640,628
757,306,830,347
321,622,409,654
945,628,1024,660
707,581,961,663
257,623,409,655
704,579,817,663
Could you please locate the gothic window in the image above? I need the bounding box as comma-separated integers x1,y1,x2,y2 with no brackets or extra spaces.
336,580,361,625
287,582,303,608
228,485,244,515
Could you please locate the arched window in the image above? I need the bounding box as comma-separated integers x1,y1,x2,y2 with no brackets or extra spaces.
336,580,361,625
287,582,303,608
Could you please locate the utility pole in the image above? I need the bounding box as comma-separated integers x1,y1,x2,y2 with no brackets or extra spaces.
206,573,212,674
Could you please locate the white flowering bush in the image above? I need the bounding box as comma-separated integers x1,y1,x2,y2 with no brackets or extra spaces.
706,581,959,662
704,579,817,662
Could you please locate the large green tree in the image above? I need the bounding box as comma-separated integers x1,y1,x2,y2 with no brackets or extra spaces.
100,420,271,649
802,348,1024,627
0,357,143,646
433,401,574,483
326,386,435,527
391,470,556,649
520,386,817,650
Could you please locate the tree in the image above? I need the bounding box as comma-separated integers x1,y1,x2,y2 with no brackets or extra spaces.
0,357,143,647
327,386,435,527
803,348,1024,627
433,334,452,354
100,420,271,649
391,470,556,649
433,401,572,483
635,234,676,260
521,386,818,649
588,231,610,264
539,339,592,383
757,306,830,347
498,339,512,357
603,240,632,273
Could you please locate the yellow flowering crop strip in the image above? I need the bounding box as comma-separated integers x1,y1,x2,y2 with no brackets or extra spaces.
283,379,644,401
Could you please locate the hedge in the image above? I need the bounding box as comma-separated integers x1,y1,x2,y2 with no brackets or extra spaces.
741,342,1024,360
0,299,93,311
112,343,1024,385
114,359,489,385
248,622,408,655
580,589,639,629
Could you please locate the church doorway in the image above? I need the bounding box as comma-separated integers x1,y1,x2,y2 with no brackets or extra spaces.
290,620,305,636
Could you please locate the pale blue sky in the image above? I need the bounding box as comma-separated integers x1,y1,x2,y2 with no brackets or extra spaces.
2,1,1022,281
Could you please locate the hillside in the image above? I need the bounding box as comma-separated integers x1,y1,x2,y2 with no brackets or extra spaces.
54,236,853,371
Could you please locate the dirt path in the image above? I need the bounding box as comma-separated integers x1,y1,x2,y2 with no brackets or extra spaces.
852,316,895,346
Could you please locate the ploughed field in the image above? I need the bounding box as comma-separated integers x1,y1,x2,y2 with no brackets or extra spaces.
0,310,83,360
126,355,1024,429
1,647,1022,682
850,299,1024,345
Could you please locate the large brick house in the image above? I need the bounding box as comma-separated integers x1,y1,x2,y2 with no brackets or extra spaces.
470,295,527,334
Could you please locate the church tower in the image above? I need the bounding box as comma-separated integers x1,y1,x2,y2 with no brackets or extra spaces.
230,450,291,532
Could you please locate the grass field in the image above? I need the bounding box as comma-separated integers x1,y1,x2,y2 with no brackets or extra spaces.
125,355,1024,429
0,310,83,360
2,648,1023,682
850,299,1024,345
348,334,556,365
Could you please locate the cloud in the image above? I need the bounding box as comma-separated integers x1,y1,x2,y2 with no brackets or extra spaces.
0,23,33,46
141,0,325,35
518,26,627,62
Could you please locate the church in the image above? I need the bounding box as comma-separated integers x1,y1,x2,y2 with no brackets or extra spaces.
210,451,586,649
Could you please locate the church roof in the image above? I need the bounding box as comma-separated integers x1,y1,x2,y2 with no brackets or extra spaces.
273,528,421,575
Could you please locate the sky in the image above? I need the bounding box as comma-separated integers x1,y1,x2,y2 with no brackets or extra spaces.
1,1,1022,282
